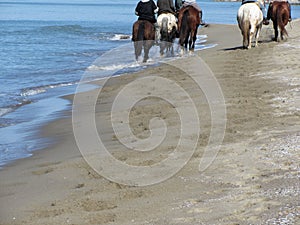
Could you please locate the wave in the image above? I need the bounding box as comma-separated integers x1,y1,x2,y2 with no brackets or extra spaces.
87,62,140,72
0,107,14,117
20,82,77,97
109,34,132,41
0,99,32,118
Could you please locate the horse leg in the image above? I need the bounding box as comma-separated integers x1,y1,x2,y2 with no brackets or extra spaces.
273,21,279,41
143,41,149,62
184,34,189,50
189,29,195,52
188,33,193,52
248,23,256,49
160,41,166,56
192,26,198,50
254,24,262,47
143,40,153,62
241,20,250,49
134,42,140,61
242,31,247,49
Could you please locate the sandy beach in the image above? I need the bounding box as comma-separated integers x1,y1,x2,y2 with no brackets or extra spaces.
1,20,299,225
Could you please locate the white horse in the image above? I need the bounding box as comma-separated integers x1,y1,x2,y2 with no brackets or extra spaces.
157,13,177,56
237,0,264,49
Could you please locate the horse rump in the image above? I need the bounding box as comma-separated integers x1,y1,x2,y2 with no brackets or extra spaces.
276,4,289,39
270,2,289,41
178,6,200,52
132,21,145,59
132,20,155,62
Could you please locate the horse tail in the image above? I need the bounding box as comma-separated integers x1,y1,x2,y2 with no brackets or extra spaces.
277,5,288,37
179,9,189,46
137,21,145,41
161,17,169,42
242,19,250,48
136,21,145,57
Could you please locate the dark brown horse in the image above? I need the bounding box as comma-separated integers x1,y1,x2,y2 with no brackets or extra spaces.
132,20,155,62
177,6,200,53
267,1,290,42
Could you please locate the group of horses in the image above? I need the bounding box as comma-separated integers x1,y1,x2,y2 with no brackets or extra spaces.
132,1,291,62
237,0,291,49
132,6,200,62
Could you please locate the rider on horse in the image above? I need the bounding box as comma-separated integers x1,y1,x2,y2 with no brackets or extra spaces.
175,0,183,11
180,0,203,25
135,0,158,23
135,0,160,43
157,0,176,15
241,0,269,25
266,0,292,23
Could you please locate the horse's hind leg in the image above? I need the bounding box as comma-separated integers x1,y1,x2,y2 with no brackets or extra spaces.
134,42,141,61
248,23,256,49
143,40,153,62
188,32,193,51
242,31,248,49
160,41,166,56
192,27,198,51
273,22,279,41
255,25,262,47
189,30,195,51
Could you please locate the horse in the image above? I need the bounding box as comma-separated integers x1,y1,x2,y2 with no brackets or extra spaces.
132,20,155,62
268,1,290,42
237,0,264,49
177,6,200,53
157,13,177,56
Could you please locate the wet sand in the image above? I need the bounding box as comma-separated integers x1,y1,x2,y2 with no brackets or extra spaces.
0,20,299,224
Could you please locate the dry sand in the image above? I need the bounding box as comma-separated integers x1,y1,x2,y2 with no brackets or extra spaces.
0,20,299,225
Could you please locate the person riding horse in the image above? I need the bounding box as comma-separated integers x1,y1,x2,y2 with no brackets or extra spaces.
180,0,203,25
135,0,160,43
241,0,269,24
266,0,292,23
135,0,158,23
175,0,183,11
157,0,176,16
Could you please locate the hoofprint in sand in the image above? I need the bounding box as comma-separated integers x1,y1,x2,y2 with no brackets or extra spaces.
0,20,299,225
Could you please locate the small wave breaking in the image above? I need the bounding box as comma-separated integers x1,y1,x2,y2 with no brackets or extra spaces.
87,62,140,72
110,34,132,41
21,82,77,97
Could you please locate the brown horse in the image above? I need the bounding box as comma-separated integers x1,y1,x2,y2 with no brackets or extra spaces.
177,6,200,53
268,1,290,42
132,20,155,62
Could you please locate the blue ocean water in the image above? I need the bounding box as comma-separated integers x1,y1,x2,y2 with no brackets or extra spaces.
0,0,299,167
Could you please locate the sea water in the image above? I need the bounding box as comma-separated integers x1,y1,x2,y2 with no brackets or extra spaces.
0,0,299,167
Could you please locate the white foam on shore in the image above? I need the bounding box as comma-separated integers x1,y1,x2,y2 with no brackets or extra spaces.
21,82,76,97
110,34,132,41
0,107,13,117
87,62,139,71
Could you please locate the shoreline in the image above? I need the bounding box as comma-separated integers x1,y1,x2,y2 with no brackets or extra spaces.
1,21,300,224
0,34,215,169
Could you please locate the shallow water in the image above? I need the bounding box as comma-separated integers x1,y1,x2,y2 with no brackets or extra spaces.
0,0,299,167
